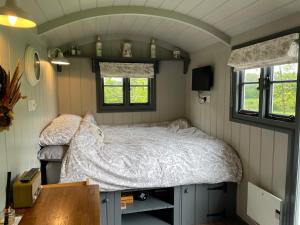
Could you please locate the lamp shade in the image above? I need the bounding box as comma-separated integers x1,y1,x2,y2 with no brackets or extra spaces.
0,0,36,28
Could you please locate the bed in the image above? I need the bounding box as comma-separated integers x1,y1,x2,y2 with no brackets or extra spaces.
60,121,242,191
38,114,243,224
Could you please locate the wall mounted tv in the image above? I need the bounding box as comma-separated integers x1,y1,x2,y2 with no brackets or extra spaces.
192,66,213,91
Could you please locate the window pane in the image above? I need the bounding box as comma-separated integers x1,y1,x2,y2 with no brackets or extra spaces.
273,63,298,81
271,82,296,116
242,84,259,111
130,78,149,85
103,77,123,85
104,87,123,104
244,68,261,82
130,87,148,104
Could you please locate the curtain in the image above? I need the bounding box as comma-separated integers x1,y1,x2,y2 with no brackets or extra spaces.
228,33,299,71
99,62,154,78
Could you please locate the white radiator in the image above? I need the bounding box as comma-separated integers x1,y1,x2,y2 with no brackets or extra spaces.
247,182,282,225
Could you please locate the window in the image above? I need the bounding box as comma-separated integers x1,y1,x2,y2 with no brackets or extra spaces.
103,77,124,104
234,63,298,124
98,77,156,112
239,68,261,114
130,78,149,104
267,63,297,120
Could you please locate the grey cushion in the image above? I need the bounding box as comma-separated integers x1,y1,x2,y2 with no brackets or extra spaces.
38,145,68,162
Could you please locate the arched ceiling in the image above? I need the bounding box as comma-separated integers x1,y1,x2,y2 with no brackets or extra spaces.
1,0,300,52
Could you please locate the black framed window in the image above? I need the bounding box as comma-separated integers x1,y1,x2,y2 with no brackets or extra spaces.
97,76,156,112
234,63,298,126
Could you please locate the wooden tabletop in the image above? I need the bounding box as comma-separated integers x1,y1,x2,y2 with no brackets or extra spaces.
19,185,100,225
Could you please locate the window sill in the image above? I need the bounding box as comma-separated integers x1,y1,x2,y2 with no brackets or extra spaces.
231,111,296,131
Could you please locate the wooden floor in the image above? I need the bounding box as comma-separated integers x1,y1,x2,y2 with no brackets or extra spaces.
201,218,245,225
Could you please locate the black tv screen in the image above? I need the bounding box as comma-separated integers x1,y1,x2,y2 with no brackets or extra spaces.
192,66,213,91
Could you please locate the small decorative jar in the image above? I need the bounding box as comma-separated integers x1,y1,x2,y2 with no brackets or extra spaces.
122,41,132,58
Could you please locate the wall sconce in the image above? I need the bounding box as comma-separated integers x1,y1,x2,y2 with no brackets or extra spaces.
48,48,70,66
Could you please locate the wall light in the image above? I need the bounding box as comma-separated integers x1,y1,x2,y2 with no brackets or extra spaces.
0,0,36,28
48,48,70,66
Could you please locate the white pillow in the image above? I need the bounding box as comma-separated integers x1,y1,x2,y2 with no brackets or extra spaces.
82,113,97,125
39,114,82,146
168,118,191,131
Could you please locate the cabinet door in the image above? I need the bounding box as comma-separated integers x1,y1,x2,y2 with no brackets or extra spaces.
100,193,108,225
207,183,226,223
104,192,121,225
195,184,208,224
181,185,196,225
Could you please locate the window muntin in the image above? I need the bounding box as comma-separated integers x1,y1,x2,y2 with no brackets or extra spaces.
268,63,297,118
130,78,149,104
103,77,124,105
239,68,261,113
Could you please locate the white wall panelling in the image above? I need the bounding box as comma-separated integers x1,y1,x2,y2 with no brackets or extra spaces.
185,43,289,225
57,57,186,124
0,27,58,208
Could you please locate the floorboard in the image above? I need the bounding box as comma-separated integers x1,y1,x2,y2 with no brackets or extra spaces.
200,218,245,225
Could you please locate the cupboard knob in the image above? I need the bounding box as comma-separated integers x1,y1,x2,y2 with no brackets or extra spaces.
184,188,189,193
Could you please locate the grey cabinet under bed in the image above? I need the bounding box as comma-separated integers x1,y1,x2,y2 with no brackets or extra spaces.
100,183,236,225
40,161,236,225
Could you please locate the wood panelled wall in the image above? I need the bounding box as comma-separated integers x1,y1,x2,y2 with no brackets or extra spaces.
185,43,289,225
57,58,186,124
0,28,58,208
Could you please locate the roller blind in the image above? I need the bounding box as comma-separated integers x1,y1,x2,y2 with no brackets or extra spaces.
228,33,299,71
99,62,154,78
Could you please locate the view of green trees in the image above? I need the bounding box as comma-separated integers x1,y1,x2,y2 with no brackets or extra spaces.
103,77,123,104
103,77,149,104
242,64,297,116
130,78,149,104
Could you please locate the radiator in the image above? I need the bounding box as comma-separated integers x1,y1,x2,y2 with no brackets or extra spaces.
247,182,282,225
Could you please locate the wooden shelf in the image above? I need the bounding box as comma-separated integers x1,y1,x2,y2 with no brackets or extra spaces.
62,55,190,74
121,196,174,214
122,213,171,225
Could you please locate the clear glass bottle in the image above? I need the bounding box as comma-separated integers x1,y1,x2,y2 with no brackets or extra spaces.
96,36,102,57
150,38,156,59
71,45,76,55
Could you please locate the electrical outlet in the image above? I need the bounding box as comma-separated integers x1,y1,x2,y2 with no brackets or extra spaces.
28,99,37,112
199,95,210,104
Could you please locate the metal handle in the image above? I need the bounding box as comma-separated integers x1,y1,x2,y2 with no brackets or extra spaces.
184,188,189,193
102,198,109,203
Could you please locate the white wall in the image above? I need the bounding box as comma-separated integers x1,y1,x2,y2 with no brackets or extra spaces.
57,58,186,124
185,42,289,224
0,27,58,208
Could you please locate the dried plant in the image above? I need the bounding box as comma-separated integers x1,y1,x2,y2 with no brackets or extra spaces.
0,61,26,130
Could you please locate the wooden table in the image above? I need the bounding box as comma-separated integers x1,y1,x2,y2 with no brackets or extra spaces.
18,185,100,225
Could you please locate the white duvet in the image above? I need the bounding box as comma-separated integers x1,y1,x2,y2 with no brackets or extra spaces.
60,121,242,191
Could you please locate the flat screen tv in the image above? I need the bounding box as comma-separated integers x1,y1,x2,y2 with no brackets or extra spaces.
192,66,213,91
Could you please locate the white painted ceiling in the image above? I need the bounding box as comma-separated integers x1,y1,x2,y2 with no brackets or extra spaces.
1,0,300,52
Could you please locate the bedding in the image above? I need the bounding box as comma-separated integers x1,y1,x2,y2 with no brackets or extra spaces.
38,145,68,162
39,114,81,146
60,120,242,191
82,113,97,125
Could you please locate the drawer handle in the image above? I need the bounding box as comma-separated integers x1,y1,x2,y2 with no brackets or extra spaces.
184,188,189,193
102,198,109,203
